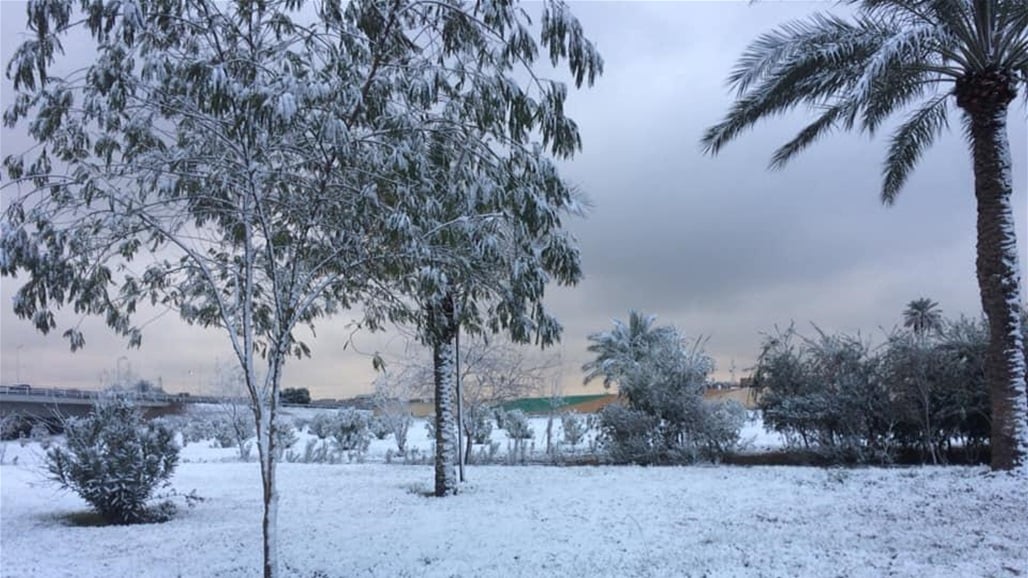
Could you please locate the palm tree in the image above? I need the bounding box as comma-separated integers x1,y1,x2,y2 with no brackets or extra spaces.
904,297,944,337
702,0,1028,470
582,310,673,390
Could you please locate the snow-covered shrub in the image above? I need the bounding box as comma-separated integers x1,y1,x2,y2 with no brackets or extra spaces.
371,371,417,454
208,411,253,445
308,412,335,439
27,421,54,450
286,438,331,464
881,317,990,464
330,409,372,454
754,327,895,463
585,312,738,463
1,413,32,441
206,411,256,461
369,415,391,440
598,405,660,464
561,412,587,448
179,416,214,445
45,395,179,524
467,405,494,445
692,400,747,459
293,416,311,433
503,409,533,440
501,410,533,463
272,416,298,460
388,410,413,454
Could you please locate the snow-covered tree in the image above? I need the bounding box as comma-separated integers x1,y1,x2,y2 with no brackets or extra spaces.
584,311,710,434
210,363,256,460
457,338,559,463
584,311,736,461
883,315,992,464
383,336,559,468
753,325,896,461
372,371,415,454
702,0,1028,472
356,0,602,496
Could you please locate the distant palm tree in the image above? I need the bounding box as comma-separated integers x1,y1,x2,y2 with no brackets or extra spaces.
582,310,669,389
904,297,944,337
702,0,1028,470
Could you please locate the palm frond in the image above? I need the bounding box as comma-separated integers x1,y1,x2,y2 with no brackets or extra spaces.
704,18,885,154
992,0,1028,70
859,63,939,134
881,94,949,204
851,22,939,114
933,0,990,70
768,105,845,170
727,13,869,96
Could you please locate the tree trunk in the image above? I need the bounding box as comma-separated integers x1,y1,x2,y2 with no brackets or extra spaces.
254,406,279,578
967,106,1028,472
429,295,459,496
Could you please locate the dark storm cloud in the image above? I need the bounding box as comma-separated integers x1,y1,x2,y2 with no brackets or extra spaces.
2,1,1025,395
544,1,1026,379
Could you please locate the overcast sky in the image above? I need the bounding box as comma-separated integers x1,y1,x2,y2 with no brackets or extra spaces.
1,1,1026,399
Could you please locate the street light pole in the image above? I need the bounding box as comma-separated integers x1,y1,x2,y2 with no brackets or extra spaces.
117,356,129,388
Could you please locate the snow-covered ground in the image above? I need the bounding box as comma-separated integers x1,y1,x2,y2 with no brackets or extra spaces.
2,426,1026,578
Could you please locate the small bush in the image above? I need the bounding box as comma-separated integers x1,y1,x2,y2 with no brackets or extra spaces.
692,400,747,459
561,412,587,448
46,395,180,525
286,438,331,463
1,414,33,441
598,405,660,464
503,409,533,440
467,406,494,445
309,412,335,439
330,409,372,454
369,415,391,440
208,411,255,460
503,410,534,463
272,416,298,460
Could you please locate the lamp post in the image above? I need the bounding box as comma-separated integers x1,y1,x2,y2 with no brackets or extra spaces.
117,356,129,388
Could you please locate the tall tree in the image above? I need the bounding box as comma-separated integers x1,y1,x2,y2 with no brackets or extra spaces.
360,3,601,496
701,0,1028,471
3,2,403,575
904,297,944,337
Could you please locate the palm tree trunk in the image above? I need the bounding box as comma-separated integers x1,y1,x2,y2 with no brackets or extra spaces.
429,294,459,496
968,107,1028,471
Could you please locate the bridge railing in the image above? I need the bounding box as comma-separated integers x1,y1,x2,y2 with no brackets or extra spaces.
0,386,183,405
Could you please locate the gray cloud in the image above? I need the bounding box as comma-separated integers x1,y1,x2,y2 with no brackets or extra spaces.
2,1,1025,398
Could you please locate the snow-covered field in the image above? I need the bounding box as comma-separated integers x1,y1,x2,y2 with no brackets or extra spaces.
0,408,1024,577
2,418,1026,578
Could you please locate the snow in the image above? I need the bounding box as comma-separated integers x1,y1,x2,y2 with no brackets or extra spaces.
2,424,1026,578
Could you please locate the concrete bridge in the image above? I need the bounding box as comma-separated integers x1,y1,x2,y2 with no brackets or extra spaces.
0,385,180,422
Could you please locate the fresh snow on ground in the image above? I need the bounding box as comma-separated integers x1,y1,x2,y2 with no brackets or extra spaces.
2,431,1025,578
